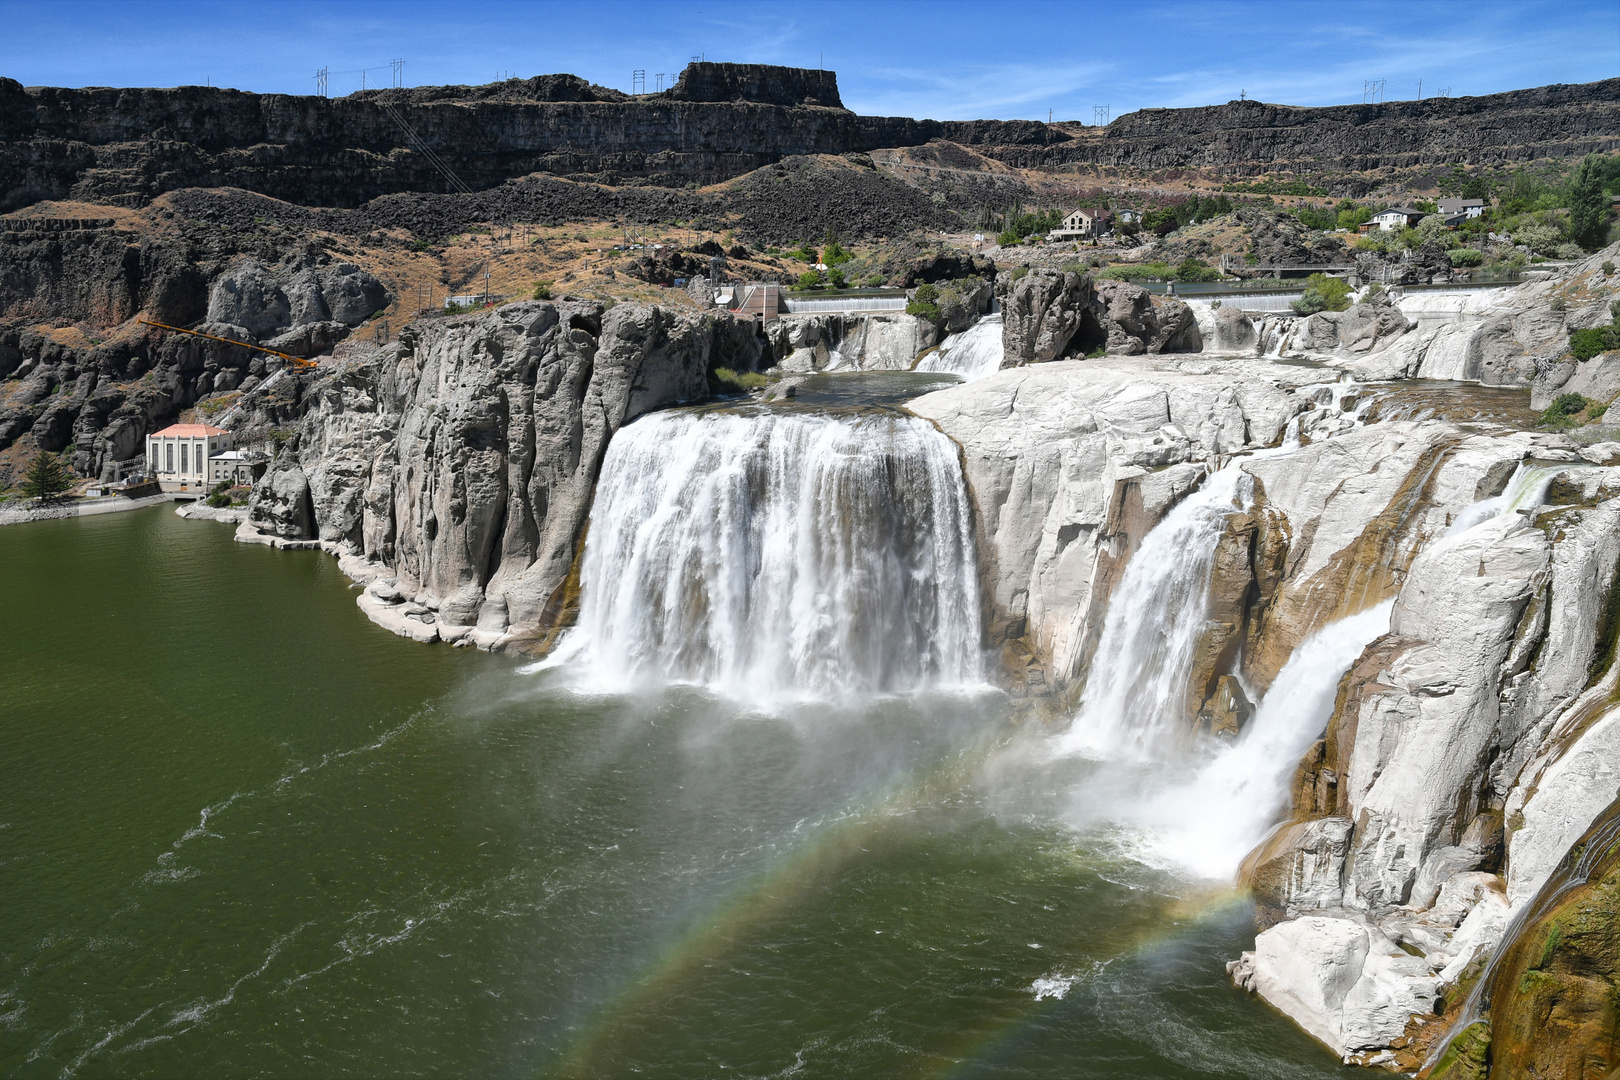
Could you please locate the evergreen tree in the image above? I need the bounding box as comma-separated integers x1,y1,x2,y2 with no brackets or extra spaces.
1569,154,1609,252
21,452,74,502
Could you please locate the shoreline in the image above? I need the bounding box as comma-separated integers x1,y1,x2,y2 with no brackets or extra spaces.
0,492,184,527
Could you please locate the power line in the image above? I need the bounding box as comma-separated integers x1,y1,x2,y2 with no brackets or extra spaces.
377,97,473,195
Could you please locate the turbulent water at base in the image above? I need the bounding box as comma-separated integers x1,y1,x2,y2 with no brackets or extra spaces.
1121,602,1393,877
1037,445,1392,881
551,406,984,701
916,315,1005,380
1057,460,1257,758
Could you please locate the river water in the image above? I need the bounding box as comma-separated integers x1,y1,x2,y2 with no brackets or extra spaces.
1,502,1356,1076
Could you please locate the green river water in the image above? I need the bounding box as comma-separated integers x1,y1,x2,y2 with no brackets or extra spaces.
0,506,1355,1078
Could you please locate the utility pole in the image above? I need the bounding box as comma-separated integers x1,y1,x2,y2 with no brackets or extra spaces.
1417,78,1422,99
315,67,328,97
392,59,404,88
632,69,645,95
1092,105,1109,126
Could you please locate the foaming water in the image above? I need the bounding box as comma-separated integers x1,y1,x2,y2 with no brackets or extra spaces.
916,315,1005,381
548,407,984,703
1446,460,1568,537
1122,602,1393,877
1057,457,1259,758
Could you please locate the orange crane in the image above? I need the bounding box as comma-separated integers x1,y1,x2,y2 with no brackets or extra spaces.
137,319,319,371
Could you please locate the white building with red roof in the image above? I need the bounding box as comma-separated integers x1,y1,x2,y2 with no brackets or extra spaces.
147,423,233,493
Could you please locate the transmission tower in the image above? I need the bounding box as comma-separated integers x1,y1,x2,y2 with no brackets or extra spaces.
391,59,404,88
314,67,328,97
1092,104,1110,126
632,69,645,95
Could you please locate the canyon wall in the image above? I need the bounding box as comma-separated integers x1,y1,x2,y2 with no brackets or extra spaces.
236,299,765,649
3,65,1616,213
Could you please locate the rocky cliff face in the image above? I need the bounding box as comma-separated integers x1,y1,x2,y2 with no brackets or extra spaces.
4,68,1614,213
909,245,1620,1067
981,80,1620,183
0,64,944,211
238,300,764,649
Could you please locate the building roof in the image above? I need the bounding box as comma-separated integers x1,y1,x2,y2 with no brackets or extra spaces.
1436,198,1485,212
1376,206,1425,218
152,423,228,437
208,450,265,461
1072,208,1113,219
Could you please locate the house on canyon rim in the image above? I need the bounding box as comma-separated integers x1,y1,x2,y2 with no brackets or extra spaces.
1050,208,1115,240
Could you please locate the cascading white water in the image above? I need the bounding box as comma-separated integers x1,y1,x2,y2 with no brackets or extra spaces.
1041,446,1393,878
916,316,1004,381
1126,601,1394,877
1055,460,1257,759
550,407,984,702
1445,460,1568,538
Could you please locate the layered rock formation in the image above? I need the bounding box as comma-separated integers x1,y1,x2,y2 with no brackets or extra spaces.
982,80,1620,183
904,246,1620,1068
238,299,764,648
4,67,1615,213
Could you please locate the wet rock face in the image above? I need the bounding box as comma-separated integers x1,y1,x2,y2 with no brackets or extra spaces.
246,301,763,647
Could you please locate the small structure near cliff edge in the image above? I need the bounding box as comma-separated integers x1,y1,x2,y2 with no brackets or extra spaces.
148,423,233,494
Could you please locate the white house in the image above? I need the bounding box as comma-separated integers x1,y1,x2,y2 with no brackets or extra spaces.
1370,206,1427,232
148,423,233,493
1050,208,1115,240
1436,197,1486,219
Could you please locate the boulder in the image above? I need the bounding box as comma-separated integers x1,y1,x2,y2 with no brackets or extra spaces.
263,320,351,358
315,262,389,326
249,458,316,539
1211,305,1258,351
207,259,291,337
1001,269,1098,365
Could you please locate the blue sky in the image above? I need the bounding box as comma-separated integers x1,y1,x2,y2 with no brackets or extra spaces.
1,0,1614,121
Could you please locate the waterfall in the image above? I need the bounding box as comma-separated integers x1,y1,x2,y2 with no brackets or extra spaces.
916,316,1004,381
551,407,984,702
1056,460,1256,759
1445,461,1567,538
1128,601,1394,878
781,297,907,314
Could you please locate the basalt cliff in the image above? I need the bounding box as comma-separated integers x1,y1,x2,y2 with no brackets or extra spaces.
3,64,1616,212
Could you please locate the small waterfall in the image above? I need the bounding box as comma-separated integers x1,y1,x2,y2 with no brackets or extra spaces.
1425,804,1620,1071
553,408,984,702
1130,601,1394,877
1445,461,1566,537
781,297,907,314
916,316,1004,381
1057,460,1256,758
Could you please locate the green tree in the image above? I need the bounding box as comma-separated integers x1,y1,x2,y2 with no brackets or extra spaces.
1290,273,1353,315
1461,175,1493,201
21,452,74,502
1569,154,1609,251
796,269,825,290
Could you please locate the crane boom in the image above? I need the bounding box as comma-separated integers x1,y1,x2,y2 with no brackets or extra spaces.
137,319,318,370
